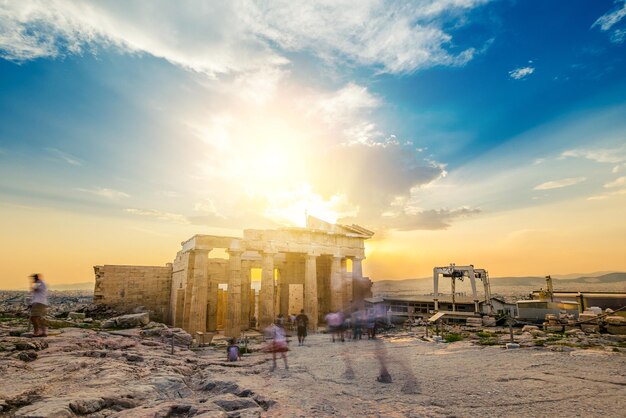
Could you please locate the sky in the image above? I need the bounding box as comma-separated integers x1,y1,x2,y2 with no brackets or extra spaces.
1,0,625,289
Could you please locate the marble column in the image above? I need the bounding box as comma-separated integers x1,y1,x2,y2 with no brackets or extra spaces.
329,256,343,312
259,251,275,329
304,253,318,331
274,269,281,319
348,256,363,308
341,258,351,309
182,251,196,331
352,256,363,279
188,248,210,336
207,277,218,331
225,249,242,338
241,262,251,330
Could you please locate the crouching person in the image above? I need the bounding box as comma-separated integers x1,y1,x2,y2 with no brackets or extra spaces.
226,338,241,362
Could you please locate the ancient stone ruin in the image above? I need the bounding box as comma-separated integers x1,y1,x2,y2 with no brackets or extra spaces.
94,216,374,337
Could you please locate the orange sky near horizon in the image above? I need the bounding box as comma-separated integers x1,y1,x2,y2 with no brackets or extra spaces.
1,191,624,290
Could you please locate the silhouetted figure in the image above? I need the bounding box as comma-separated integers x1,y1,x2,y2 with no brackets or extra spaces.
295,309,309,345
352,311,364,340
367,312,376,339
29,274,48,337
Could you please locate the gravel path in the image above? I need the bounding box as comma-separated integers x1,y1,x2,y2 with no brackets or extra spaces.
214,332,626,417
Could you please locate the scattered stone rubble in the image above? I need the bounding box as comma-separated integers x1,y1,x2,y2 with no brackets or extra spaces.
395,312,626,352
0,314,274,417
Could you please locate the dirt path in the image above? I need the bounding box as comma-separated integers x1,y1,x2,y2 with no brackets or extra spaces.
209,333,626,417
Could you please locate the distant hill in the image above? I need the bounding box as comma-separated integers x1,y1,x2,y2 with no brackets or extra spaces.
372,272,626,298
50,282,94,291
561,272,626,284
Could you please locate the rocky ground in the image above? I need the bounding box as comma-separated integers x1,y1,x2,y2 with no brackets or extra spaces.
1,315,625,418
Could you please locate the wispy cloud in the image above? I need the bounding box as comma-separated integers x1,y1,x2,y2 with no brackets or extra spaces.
592,0,626,43
46,147,82,166
604,176,626,188
194,198,226,218
125,208,189,224
509,66,535,80
592,0,626,31
379,206,481,231
129,226,170,237
0,1,490,76
305,83,385,146
245,0,489,74
534,177,586,190
75,187,129,199
561,144,626,164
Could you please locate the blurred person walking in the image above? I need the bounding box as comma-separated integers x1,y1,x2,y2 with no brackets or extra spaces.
265,323,289,371
29,274,48,337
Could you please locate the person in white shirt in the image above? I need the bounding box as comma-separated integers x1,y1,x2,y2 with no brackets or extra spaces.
29,274,48,337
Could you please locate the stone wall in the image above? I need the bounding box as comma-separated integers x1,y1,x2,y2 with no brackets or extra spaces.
93,265,173,323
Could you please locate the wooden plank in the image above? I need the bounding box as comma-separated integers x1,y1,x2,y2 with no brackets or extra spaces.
428,312,445,323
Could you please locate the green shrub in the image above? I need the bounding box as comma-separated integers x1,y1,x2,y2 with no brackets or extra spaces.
546,334,565,342
444,333,463,343
477,337,499,346
476,331,492,338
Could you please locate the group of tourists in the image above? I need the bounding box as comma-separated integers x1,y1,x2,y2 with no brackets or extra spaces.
325,309,379,342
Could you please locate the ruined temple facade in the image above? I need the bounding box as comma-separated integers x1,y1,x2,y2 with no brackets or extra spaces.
94,217,374,338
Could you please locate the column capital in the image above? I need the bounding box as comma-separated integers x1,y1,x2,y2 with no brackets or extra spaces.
227,248,244,256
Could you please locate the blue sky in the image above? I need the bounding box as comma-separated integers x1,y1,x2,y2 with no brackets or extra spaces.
1,1,625,284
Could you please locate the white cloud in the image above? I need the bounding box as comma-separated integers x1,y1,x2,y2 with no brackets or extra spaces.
0,1,286,76
593,1,626,43
612,163,626,173
586,195,609,201
533,177,586,191
0,0,490,76
604,176,626,188
560,144,626,164
304,83,388,146
592,1,626,31
611,28,626,43
125,208,189,224
244,0,488,74
75,187,129,199
509,66,535,80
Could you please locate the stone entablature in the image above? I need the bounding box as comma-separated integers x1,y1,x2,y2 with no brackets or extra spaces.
95,217,373,338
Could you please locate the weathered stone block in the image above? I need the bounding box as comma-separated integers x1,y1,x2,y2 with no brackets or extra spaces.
67,312,86,320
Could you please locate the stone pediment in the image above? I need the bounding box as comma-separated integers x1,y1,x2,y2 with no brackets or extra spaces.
306,215,374,238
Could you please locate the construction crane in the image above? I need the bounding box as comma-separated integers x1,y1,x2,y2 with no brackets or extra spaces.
433,264,493,315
